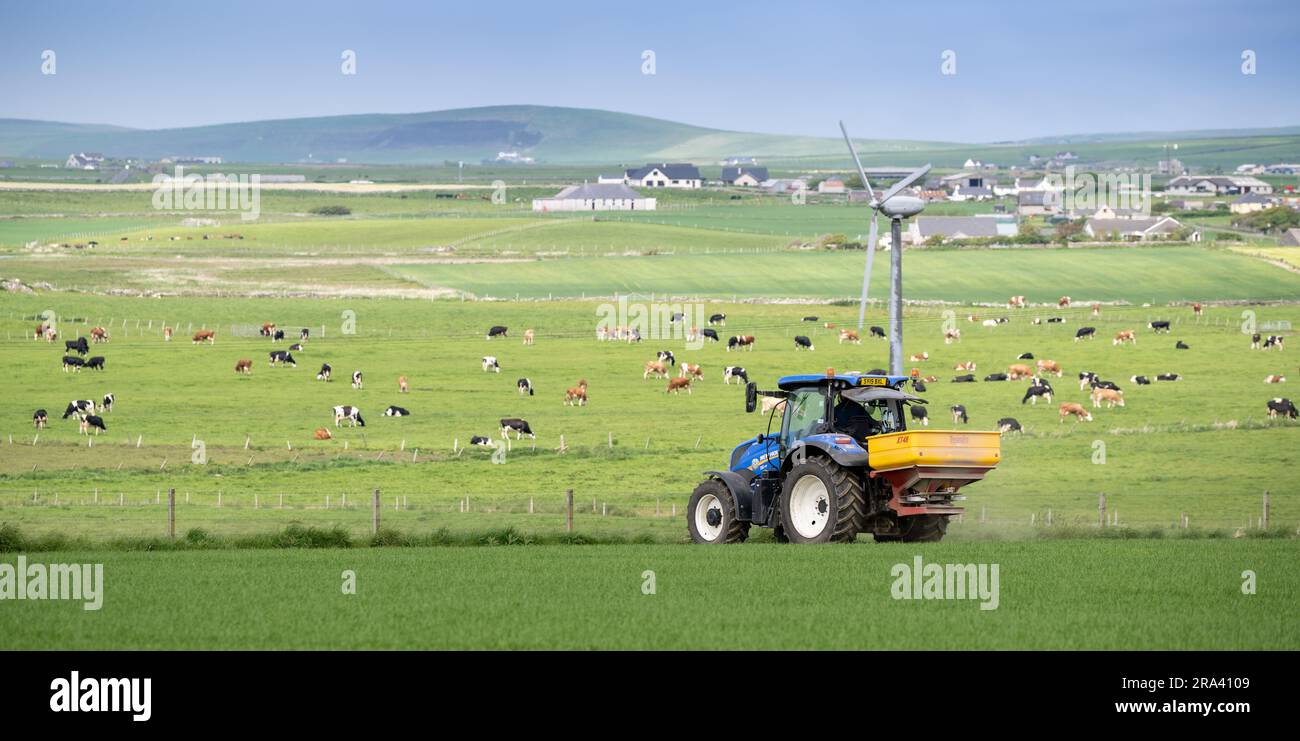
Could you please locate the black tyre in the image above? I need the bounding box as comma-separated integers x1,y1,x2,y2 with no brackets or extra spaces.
777,457,865,544
874,514,950,543
687,479,749,544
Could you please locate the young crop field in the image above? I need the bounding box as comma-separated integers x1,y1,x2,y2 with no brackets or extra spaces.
1,540,1293,650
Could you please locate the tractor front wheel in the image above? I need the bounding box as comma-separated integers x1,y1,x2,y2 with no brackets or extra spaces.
777,458,865,544
687,479,749,544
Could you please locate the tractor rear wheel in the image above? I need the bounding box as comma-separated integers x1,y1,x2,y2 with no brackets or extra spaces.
777,458,865,544
687,479,749,544
874,514,949,543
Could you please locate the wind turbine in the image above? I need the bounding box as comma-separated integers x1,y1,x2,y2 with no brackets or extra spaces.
839,121,931,376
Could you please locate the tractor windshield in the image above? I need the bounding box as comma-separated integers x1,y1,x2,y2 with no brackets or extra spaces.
781,388,827,449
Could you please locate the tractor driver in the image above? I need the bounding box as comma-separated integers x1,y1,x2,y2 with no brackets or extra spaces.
832,392,880,441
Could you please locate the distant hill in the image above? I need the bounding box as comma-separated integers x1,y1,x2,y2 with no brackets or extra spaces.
0,106,941,166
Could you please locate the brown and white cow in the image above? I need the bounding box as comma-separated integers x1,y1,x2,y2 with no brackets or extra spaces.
1265,375,1286,384
1113,330,1136,346
954,361,977,371
1059,402,1093,423
1007,364,1034,380
680,363,704,380
1091,387,1125,408
523,329,535,346
644,361,668,380
1035,359,1062,377
564,379,589,406
314,428,333,440
1058,296,1071,307
192,330,215,344
839,329,861,345
909,352,929,362
163,327,173,342
944,329,961,344
760,395,786,414
666,377,693,394
399,375,409,393
1192,302,1203,316
1091,303,1101,317
1008,295,1026,308
234,359,252,375
90,327,110,343
727,335,755,352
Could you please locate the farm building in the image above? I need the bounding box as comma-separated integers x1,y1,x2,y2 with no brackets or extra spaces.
65,152,103,169
948,184,994,201
818,177,847,194
624,163,702,188
1230,192,1280,214
907,216,1016,244
1166,175,1273,195
532,182,655,212
1084,215,1186,240
721,166,769,186
1016,190,1058,216
1279,228,1300,246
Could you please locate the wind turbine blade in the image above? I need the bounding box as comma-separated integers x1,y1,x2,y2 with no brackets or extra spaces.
879,163,932,204
839,120,875,202
857,211,879,330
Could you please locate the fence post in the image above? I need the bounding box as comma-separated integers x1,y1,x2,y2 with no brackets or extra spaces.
372,488,380,534
1098,492,1106,528
167,488,175,539
1262,490,1269,530
565,488,574,534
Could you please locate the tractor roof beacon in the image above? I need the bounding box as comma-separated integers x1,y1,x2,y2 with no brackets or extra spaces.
687,372,1001,544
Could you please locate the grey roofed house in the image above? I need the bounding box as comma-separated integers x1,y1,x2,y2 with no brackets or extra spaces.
1279,228,1300,246
625,163,702,181
1234,191,1276,204
1019,190,1048,206
953,185,994,198
915,216,1003,240
1085,216,1181,238
551,182,643,200
720,166,769,183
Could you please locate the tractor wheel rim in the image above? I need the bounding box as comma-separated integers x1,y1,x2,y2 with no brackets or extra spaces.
695,493,724,541
790,475,831,539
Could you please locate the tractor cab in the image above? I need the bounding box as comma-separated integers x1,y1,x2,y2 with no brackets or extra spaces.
690,371,1000,545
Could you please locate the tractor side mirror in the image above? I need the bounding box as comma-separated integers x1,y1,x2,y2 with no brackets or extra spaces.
745,382,758,413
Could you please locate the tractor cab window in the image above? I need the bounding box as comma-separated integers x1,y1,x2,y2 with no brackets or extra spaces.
781,388,827,449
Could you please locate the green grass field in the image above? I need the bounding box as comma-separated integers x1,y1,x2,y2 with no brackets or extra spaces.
1,540,1293,649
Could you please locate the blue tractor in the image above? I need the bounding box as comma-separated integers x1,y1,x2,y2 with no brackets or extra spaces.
687,372,1000,544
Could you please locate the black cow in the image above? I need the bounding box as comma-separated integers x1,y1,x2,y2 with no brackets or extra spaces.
708,313,726,326
62,356,84,372
909,406,929,426
802,316,819,322
1018,352,1034,360
384,406,411,417
1046,317,1065,323
289,343,304,351
317,363,332,381
33,409,47,428
470,436,494,446
869,326,886,338
1130,375,1151,385
912,379,927,393
1156,373,1181,382
487,325,508,339
80,414,107,435
950,405,969,424
300,328,310,341
1022,385,1053,405
657,350,676,366
272,329,286,341
102,393,114,412
1175,340,1190,350
952,374,976,383
85,356,105,370
702,328,720,342
269,350,296,367
62,400,94,418
500,418,535,439
1267,398,1298,420
794,335,814,351
998,418,1023,433
1074,326,1096,342
65,337,89,355
984,373,1009,382
517,378,534,396
1149,321,1171,333
1090,378,1121,391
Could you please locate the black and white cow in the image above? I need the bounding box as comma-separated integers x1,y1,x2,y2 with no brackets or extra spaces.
1156,373,1182,382
952,374,976,383
300,328,310,342
1252,333,1262,349
289,343,303,351
272,329,285,342
470,436,494,446
909,405,929,426
487,325,509,339
869,326,886,339
1267,398,1298,420
657,350,676,366
998,418,1023,433
102,393,114,413
1175,340,1190,350
950,405,969,424
1018,352,1035,360
500,418,535,439
332,405,365,427
702,328,720,342
85,356,105,371
269,350,296,367
482,356,500,373
1046,317,1065,323
1078,371,1097,390
384,406,411,417
1149,321,1171,333
62,356,84,372
1022,385,1053,405
351,370,364,388
1263,335,1285,351
669,312,685,324
708,313,726,326
984,373,1009,382
1130,375,1151,385
65,337,89,355
63,400,94,418
79,414,107,435
1090,378,1121,392
723,366,748,385
802,316,819,323
794,335,814,351
912,379,927,393
517,378,534,396
33,409,48,428
317,363,332,381
1074,326,1096,342
1030,376,1054,392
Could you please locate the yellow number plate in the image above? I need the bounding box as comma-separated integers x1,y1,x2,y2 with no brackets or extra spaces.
858,377,888,386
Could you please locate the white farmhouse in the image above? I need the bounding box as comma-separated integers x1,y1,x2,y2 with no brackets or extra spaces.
532,183,656,212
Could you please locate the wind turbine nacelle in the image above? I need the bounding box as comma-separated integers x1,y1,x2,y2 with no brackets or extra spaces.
880,196,925,220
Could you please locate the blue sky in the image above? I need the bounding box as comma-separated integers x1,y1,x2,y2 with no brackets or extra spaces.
1,0,1297,141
